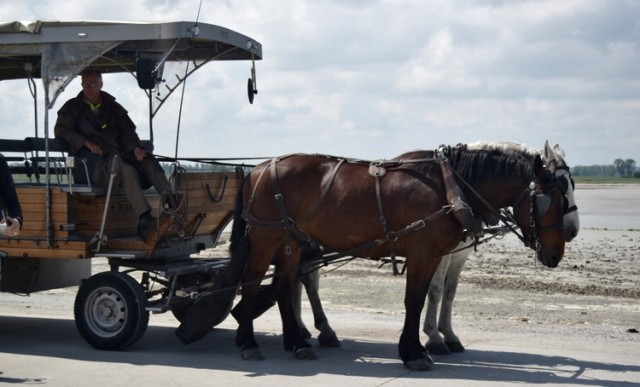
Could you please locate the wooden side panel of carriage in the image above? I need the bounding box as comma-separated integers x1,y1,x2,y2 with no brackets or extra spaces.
0,187,91,259
174,170,241,237
0,170,242,260
87,170,243,253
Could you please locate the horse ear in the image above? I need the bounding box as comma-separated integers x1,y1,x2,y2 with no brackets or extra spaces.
552,144,566,165
543,140,556,164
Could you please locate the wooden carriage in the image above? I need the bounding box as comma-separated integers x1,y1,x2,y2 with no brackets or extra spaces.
0,20,261,349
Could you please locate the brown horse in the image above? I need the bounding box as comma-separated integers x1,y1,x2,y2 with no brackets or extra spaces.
228,142,567,371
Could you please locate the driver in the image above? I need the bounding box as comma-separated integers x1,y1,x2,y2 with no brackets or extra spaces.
54,69,176,242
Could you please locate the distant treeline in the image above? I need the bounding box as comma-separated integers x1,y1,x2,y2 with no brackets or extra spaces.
574,158,639,178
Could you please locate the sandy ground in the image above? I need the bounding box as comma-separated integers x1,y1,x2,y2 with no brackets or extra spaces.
277,184,640,332
0,183,639,386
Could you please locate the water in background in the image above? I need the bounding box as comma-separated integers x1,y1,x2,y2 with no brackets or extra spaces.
574,184,640,230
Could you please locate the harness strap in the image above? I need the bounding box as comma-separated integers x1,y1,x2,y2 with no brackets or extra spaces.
243,157,346,240
242,157,274,233
373,173,403,272
439,158,485,235
446,164,533,248
322,203,456,276
244,153,502,276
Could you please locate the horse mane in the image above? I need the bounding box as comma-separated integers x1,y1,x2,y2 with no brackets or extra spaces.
447,141,540,184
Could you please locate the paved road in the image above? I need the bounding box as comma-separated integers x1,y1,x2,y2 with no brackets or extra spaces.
1,304,638,386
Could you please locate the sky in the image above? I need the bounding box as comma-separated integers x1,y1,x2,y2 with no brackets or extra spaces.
0,0,638,167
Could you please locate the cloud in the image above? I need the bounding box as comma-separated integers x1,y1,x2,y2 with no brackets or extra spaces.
0,0,638,166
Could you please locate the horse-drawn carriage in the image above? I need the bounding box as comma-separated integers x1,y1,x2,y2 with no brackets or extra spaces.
0,20,261,350
0,20,579,372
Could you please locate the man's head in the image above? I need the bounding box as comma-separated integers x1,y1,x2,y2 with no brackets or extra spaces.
81,69,103,104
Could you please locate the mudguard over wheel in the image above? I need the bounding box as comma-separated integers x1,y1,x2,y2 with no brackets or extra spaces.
74,271,149,350
170,302,193,323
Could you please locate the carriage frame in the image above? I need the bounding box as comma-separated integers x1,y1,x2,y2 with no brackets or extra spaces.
0,20,261,349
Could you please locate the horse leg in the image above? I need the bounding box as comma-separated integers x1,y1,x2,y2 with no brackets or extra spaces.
274,244,317,360
302,268,340,347
236,281,267,359
438,248,470,353
235,237,279,360
231,282,276,322
399,252,442,371
424,254,452,355
293,278,311,338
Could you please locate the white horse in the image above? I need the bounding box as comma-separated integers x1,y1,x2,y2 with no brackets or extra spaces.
291,141,579,354
423,141,580,354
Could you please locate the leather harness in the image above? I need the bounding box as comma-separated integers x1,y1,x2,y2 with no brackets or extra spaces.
240,151,565,275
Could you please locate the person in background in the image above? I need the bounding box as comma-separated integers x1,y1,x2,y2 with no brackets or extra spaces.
0,154,23,237
54,69,176,242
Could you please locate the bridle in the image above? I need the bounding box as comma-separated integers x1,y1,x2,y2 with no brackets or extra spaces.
509,174,565,251
554,165,578,214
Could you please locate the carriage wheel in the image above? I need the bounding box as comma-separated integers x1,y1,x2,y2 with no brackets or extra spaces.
74,271,149,350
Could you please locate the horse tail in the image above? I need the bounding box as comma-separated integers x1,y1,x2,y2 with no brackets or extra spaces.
224,175,252,306
229,176,248,255
175,174,252,345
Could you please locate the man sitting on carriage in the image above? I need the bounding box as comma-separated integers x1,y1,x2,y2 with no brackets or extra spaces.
54,69,176,242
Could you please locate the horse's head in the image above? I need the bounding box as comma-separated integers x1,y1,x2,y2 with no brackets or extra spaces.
448,141,576,267
542,141,579,242
511,155,566,268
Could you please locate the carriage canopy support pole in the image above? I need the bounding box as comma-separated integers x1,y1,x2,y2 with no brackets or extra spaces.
90,155,120,252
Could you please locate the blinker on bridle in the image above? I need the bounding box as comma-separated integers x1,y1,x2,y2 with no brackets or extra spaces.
525,174,565,250
555,165,578,214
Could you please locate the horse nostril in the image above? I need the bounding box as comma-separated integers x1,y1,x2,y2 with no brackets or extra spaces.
549,255,560,268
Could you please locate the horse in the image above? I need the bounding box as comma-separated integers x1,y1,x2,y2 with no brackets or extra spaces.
423,141,580,355
285,141,580,355
227,141,569,371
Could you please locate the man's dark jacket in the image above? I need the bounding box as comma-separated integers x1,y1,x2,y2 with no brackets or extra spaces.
54,90,142,158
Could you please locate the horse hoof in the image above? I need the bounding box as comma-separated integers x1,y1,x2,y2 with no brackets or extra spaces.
426,340,451,356
404,358,433,371
445,341,465,353
318,333,341,348
240,348,265,360
294,347,317,360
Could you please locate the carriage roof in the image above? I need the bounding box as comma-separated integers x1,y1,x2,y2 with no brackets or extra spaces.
0,20,262,80
0,20,262,109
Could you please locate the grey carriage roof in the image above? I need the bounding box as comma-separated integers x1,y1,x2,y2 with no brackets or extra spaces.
0,20,263,81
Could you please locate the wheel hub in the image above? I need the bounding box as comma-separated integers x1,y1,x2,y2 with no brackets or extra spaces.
88,289,127,336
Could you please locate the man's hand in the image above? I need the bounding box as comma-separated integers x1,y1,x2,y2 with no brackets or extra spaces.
3,216,20,237
134,146,148,161
85,140,103,156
